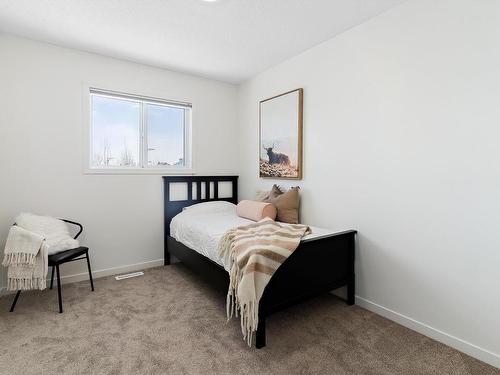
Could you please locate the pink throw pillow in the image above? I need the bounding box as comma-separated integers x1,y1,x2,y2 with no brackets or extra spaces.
236,200,277,221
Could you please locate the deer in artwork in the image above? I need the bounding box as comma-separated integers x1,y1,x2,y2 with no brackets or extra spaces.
263,143,291,165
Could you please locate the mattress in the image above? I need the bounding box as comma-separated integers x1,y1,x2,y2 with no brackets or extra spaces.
170,201,339,271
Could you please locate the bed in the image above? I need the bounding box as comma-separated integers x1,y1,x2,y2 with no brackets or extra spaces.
163,175,356,348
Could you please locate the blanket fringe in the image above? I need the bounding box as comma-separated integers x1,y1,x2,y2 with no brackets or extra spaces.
7,277,46,291
220,228,258,346
240,300,258,346
218,228,237,267
2,252,36,267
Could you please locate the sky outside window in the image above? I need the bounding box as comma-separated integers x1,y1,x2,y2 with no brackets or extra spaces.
147,104,185,166
91,95,140,167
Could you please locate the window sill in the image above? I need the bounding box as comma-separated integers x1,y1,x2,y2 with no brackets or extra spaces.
84,168,196,175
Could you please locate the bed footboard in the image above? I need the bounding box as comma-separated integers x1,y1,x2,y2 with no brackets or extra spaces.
256,230,356,348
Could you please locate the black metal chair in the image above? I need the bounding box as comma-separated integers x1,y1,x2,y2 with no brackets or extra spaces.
9,219,94,313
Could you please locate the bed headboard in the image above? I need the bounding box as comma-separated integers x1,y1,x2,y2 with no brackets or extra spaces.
163,175,238,236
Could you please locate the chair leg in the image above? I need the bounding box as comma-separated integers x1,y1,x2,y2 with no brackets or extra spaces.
86,252,94,292
56,265,63,313
50,266,55,290
9,290,21,312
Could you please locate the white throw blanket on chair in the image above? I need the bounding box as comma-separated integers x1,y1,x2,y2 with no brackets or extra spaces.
2,226,49,291
2,213,80,291
16,213,79,255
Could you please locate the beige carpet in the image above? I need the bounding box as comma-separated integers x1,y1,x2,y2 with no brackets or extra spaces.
0,265,498,375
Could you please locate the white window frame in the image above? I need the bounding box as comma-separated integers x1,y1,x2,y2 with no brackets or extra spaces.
83,85,194,175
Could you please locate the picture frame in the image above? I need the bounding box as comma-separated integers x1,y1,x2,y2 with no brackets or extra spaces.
259,88,303,179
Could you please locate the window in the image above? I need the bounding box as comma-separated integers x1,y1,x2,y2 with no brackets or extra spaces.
88,88,191,171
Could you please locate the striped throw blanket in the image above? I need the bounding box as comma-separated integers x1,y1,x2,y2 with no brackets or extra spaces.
218,217,311,345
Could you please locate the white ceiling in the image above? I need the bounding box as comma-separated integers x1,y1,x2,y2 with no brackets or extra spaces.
0,0,404,83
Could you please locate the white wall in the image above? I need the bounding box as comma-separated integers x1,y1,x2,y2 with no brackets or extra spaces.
2,0,500,368
237,0,500,367
0,34,238,285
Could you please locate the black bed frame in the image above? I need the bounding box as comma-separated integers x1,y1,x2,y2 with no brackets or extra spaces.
163,175,356,348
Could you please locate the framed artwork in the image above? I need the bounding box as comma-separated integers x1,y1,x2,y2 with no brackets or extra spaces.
259,88,303,179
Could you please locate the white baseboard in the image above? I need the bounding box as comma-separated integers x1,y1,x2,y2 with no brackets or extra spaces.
355,296,500,369
0,259,164,296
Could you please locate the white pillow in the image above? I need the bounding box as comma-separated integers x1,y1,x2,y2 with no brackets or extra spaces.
182,201,236,214
16,213,80,255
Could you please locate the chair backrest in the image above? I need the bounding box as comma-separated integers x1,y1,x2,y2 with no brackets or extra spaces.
60,219,83,240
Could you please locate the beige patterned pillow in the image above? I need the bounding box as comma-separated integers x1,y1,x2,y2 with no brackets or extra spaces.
256,185,300,224
255,190,271,202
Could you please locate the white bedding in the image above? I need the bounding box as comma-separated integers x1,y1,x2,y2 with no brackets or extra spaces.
170,201,339,271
